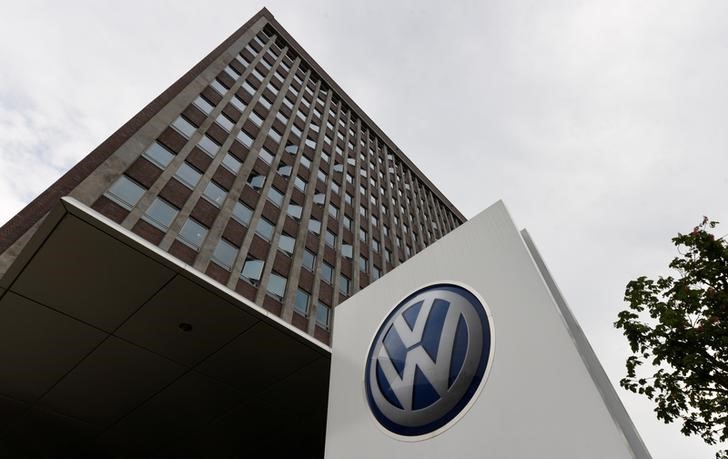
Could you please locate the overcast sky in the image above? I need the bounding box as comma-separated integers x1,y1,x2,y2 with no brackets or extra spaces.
2,1,727,456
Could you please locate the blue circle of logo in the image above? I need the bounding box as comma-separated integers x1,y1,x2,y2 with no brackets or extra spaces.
364,283,493,438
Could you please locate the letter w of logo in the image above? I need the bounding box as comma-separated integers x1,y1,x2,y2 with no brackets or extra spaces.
377,297,465,410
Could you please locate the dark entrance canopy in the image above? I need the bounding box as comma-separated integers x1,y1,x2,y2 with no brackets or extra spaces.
0,198,330,458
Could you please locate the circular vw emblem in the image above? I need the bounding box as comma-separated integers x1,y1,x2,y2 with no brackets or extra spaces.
364,282,493,439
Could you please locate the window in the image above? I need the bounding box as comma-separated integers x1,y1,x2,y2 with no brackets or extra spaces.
338,274,350,295
385,248,392,263
316,302,331,330
277,165,292,177
242,81,256,96
105,175,145,210
266,273,287,300
372,265,382,280
313,193,326,205
232,202,253,225
224,65,240,80
267,187,284,207
331,181,340,194
172,116,196,138
294,176,306,192
230,95,246,112
302,249,316,271
258,147,274,164
285,144,298,154
197,135,220,156
287,204,303,219
324,230,336,247
142,142,174,169
237,129,254,148
372,239,380,252
250,111,264,126
210,79,227,95
305,138,316,149
259,95,272,110
222,153,242,173
294,289,310,316
255,218,275,241
300,156,311,168
269,128,282,143
317,169,327,182
345,193,353,205
359,256,368,273
342,215,351,231
278,233,295,255
319,262,333,284
241,258,264,284
247,175,265,190
215,114,234,132
203,181,227,207
308,219,321,234
212,239,238,270
359,229,367,243
143,198,178,231
193,96,214,114
328,205,338,219
175,162,202,188
236,54,249,66
178,218,208,249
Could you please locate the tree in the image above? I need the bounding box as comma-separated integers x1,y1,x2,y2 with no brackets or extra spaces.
615,217,728,458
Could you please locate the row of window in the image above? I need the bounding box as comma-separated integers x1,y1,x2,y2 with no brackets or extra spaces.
240,256,330,329
217,32,459,243
200,109,422,260
206,59,454,247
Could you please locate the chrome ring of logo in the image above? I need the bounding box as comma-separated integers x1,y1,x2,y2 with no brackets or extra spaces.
364,282,493,439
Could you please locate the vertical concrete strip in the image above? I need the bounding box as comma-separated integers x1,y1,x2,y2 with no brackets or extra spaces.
520,229,652,459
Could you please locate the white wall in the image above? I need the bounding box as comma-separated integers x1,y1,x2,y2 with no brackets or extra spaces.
325,201,645,459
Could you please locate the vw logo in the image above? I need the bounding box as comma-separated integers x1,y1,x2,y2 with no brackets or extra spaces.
364,282,493,439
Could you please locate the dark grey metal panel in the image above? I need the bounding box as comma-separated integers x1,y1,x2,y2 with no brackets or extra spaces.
0,197,330,458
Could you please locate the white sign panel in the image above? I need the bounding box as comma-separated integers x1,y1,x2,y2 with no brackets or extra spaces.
325,201,650,459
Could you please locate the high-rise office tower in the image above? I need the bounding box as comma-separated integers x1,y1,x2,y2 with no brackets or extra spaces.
0,8,464,344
